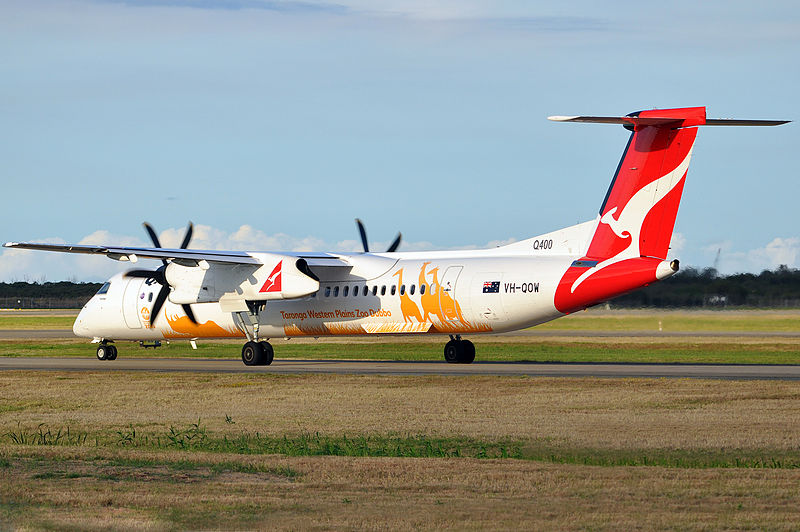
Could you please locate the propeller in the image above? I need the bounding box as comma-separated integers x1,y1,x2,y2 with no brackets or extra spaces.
124,222,198,326
355,219,402,253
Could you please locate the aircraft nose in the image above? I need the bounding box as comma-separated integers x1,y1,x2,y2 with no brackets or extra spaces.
73,306,90,337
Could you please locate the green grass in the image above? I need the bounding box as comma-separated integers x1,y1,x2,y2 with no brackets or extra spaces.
6,423,89,446
2,311,800,333
5,422,800,469
2,310,800,364
537,313,800,332
2,338,800,364
0,316,75,329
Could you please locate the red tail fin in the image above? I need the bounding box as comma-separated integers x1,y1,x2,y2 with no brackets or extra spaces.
553,107,704,313
549,107,786,314
551,107,786,312
586,106,703,261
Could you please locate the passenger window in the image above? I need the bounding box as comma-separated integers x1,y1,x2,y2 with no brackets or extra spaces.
372,286,377,296
381,286,386,296
334,286,339,297
420,284,426,295
410,284,415,295
391,286,396,296
343,286,349,297
97,282,111,295
325,286,331,297
148,292,153,302
400,285,405,295
353,286,359,297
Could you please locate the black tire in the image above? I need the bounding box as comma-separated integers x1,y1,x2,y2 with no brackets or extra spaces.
96,345,108,361
107,345,118,361
259,341,274,366
461,340,475,364
241,341,263,366
444,341,460,363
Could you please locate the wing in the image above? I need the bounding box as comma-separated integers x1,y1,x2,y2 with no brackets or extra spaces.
2,242,348,268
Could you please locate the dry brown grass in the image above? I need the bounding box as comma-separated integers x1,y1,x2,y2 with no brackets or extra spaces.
2,372,800,529
2,372,800,451
2,446,800,530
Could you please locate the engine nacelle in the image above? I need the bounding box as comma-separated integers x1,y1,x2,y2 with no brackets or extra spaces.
166,253,319,305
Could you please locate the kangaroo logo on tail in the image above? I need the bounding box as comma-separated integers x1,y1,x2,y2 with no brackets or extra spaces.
571,150,692,292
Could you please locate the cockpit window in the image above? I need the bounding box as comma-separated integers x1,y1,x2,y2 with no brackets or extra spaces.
97,282,111,295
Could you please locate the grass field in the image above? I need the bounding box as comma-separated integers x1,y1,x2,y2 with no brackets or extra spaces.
2,309,800,365
539,308,800,332
2,310,800,528
3,336,800,364
2,372,800,529
2,308,800,332
0,316,75,329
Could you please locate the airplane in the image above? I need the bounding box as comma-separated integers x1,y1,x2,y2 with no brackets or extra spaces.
4,107,788,366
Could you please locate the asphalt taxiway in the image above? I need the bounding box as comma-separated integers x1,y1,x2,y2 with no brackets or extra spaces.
0,357,799,380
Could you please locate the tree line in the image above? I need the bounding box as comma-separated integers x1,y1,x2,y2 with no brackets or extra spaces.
2,266,800,309
611,265,800,308
0,281,103,309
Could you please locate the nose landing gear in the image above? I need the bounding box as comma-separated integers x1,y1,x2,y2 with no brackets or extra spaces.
444,335,475,364
96,342,117,361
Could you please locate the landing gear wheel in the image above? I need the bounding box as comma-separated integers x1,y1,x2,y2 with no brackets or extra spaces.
96,345,108,361
443,339,476,364
258,341,274,366
241,341,263,366
444,341,459,364
461,340,475,364
107,345,118,361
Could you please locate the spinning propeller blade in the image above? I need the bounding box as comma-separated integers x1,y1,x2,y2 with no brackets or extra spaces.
354,219,402,253
355,218,369,253
123,223,198,326
386,232,402,253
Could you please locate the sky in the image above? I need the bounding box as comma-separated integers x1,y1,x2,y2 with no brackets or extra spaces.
0,0,798,282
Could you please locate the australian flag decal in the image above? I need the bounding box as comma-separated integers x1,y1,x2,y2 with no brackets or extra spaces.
483,281,500,293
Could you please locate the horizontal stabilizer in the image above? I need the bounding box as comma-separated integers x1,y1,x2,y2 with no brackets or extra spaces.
549,114,789,128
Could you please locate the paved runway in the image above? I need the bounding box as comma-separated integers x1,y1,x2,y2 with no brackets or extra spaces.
1,357,799,379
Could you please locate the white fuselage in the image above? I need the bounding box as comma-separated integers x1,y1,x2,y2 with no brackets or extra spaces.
73,235,588,342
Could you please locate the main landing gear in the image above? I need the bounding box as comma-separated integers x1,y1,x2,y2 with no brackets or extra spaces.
96,342,117,361
233,302,274,366
444,335,475,364
241,341,274,366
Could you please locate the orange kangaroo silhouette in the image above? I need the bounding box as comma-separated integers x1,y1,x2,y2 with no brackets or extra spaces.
393,268,423,323
431,267,467,325
419,262,444,323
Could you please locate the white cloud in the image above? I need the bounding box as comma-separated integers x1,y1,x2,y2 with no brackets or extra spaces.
746,237,799,270
709,237,800,275
668,232,686,253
